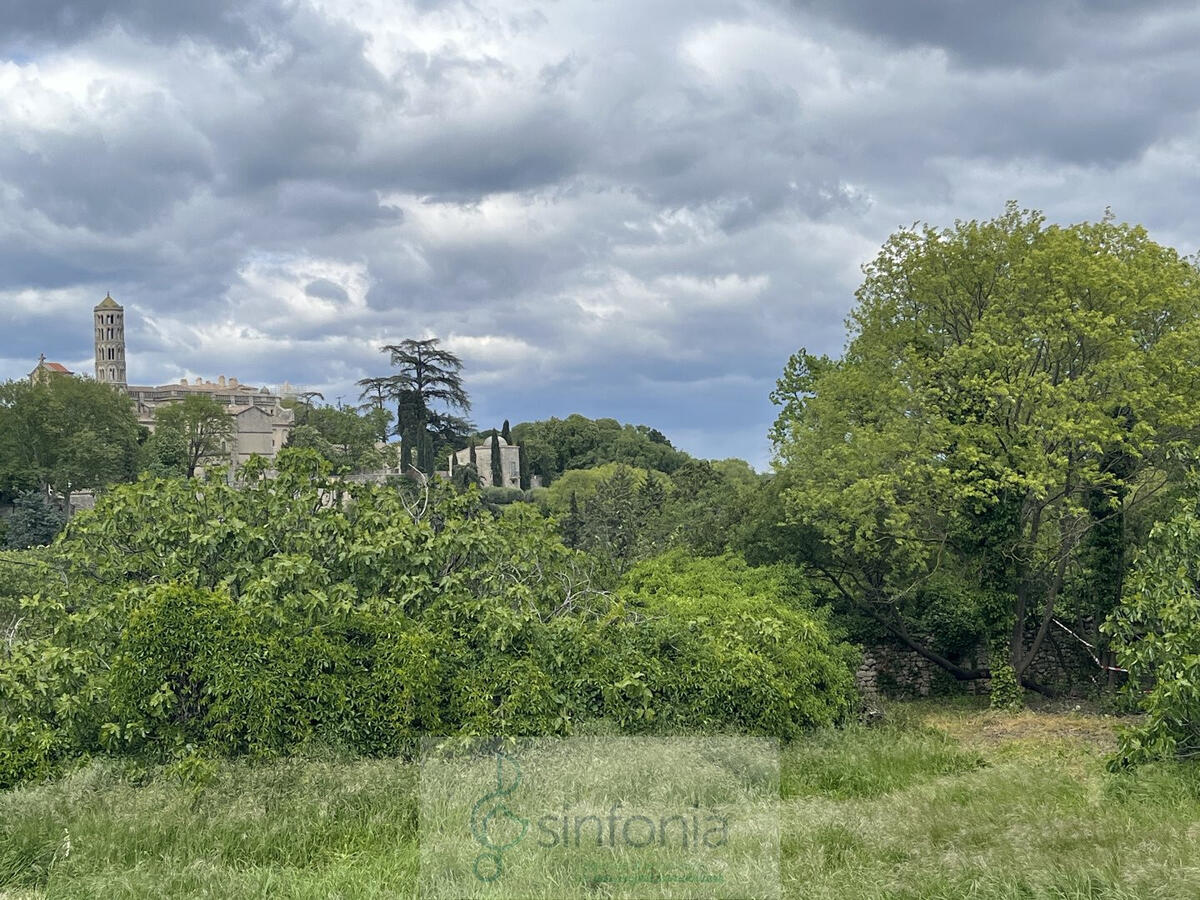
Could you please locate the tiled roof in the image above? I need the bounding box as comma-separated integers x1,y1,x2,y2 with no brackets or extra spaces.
95,293,122,310
45,362,72,374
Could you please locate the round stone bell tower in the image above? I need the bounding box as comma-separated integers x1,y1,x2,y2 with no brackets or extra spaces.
94,293,127,390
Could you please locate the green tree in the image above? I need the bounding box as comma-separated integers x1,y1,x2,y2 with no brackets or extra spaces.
518,444,530,491
419,431,434,476
490,431,503,487
153,395,235,478
382,338,470,413
141,425,189,478
4,491,67,549
450,462,480,491
663,460,754,557
291,391,325,425
1105,482,1200,764
510,415,691,484
377,339,472,472
612,551,859,735
283,424,337,464
0,450,860,787
501,419,511,443
354,376,390,413
287,405,394,474
562,490,583,548
774,205,1200,690
0,376,142,503
576,465,647,571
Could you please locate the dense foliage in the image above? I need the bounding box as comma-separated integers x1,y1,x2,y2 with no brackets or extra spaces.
607,551,859,733
152,394,235,478
0,451,856,788
535,459,764,577
2,493,67,550
511,414,692,484
773,205,1200,694
285,404,396,475
1105,484,1200,765
0,375,142,502
358,338,473,475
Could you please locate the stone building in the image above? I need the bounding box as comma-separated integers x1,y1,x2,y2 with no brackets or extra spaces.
28,356,73,385
94,294,127,389
82,293,293,468
449,435,523,488
128,378,294,468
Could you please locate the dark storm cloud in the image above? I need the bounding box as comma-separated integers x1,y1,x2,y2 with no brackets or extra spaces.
5,0,1200,466
790,0,1200,69
0,107,212,232
0,0,291,50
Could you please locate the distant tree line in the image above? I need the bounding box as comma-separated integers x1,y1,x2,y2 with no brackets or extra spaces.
511,414,692,485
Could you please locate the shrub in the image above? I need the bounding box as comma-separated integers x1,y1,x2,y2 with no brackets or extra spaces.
988,663,1023,712
581,551,860,737
1105,488,1200,765
3,492,65,549
0,452,861,787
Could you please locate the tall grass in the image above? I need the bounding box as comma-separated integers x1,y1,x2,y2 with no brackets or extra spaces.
3,703,1200,898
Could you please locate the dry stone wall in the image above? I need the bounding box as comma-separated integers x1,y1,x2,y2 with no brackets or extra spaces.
856,623,1112,701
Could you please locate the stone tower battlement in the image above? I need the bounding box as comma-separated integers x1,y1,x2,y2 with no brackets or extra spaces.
94,293,127,389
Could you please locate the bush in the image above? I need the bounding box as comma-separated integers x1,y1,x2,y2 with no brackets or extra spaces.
988,663,1023,712
3,492,65,549
0,452,861,787
569,551,860,737
1105,487,1200,765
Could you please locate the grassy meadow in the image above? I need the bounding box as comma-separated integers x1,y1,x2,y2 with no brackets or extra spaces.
3,700,1199,899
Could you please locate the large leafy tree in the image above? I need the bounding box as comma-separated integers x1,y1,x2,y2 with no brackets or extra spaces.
354,377,394,443
0,376,142,502
153,395,235,478
290,391,325,425
375,339,472,474
4,492,67,549
510,415,691,485
774,205,1200,689
286,404,395,474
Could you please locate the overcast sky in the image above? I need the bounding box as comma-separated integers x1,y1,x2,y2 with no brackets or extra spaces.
3,1,1199,466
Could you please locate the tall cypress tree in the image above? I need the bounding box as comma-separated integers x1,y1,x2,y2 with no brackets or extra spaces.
469,441,477,469
490,430,503,487
501,419,511,443
518,444,530,491
562,491,582,548
420,432,435,474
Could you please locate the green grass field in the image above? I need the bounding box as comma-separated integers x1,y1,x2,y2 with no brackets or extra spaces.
3,700,1199,899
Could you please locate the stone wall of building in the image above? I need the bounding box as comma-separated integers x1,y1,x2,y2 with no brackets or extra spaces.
450,437,523,488
855,623,1112,702
131,377,295,470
